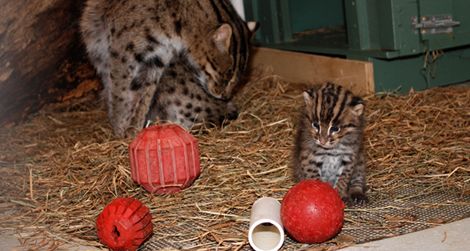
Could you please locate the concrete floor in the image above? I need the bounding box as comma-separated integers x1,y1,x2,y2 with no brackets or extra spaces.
339,217,470,251
2,218,470,250
0,231,99,251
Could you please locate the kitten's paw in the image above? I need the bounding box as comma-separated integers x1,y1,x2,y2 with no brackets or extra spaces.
348,192,369,205
124,127,140,139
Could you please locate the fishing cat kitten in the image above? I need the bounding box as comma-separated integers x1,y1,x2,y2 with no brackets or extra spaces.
80,0,255,137
146,53,239,129
292,83,368,204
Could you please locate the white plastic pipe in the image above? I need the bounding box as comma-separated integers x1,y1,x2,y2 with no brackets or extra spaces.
248,197,285,251
230,0,246,20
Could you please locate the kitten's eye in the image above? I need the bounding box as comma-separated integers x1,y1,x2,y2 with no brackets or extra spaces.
312,122,320,130
330,126,340,133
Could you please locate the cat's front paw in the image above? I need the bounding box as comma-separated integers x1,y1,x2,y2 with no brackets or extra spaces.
348,192,369,205
124,127,140,139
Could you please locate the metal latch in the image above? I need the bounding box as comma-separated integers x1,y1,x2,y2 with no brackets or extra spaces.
412,15,460,34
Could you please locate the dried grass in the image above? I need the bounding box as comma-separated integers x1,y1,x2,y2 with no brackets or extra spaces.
0,72,469,250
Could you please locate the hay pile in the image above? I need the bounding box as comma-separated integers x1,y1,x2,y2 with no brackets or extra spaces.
0,73,469,250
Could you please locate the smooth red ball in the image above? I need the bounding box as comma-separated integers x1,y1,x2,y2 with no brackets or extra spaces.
96,197,153,251
281,180,344,243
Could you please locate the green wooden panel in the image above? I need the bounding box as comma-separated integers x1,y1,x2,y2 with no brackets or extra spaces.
244,0,292,44
387,0,422,55
289,0,344,33
372,46,470,93
243,0,470,92
345,0,423,56
345,0,376,50
419,0,470,50
452,0,470,42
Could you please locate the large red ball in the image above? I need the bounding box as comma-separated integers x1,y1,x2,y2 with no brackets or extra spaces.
281,180,344,243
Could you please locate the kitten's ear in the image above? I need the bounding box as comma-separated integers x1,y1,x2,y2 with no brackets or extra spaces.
303,91,315,120
303,91,313,107
352,104,364,116
350,96,364,116
212,23,233,52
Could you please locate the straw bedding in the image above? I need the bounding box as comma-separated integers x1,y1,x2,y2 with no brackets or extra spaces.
0,70,469,250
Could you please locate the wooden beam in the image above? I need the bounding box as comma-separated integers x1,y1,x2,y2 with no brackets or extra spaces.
0,0,84,125
250,47,375,96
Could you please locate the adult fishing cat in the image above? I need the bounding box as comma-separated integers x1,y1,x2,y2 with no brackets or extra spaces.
80,0,256,136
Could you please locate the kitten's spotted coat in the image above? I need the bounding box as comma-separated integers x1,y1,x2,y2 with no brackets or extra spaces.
80,0,255,136
146,53,239,129
293,83,368,204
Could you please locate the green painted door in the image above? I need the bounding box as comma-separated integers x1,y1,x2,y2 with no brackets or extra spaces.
417,0,470,50
243,0,470,92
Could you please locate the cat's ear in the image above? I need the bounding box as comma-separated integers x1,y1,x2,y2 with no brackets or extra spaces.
246,21,259,39
247,21,259,34
351,103,364,116
303,91,315,120
303,91,313,107
247,21,258,32
212,23,233,52
350,96,364,116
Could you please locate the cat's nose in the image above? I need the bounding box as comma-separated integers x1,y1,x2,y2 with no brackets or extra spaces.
319,138,328,145
217,110,238,125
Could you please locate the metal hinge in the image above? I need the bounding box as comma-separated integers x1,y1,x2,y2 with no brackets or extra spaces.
412,15,460,34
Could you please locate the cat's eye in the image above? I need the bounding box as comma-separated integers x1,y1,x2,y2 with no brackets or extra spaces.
312,122,320,130
330,126,340,133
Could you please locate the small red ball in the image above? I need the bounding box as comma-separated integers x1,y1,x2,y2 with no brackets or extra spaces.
96,197,153,251
281,180,344,243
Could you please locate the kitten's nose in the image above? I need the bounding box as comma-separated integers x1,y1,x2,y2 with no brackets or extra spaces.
319,137,328,145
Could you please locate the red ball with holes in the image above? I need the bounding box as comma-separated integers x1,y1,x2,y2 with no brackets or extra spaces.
96,197,153,251
281,179,345,243
129,124,201,194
